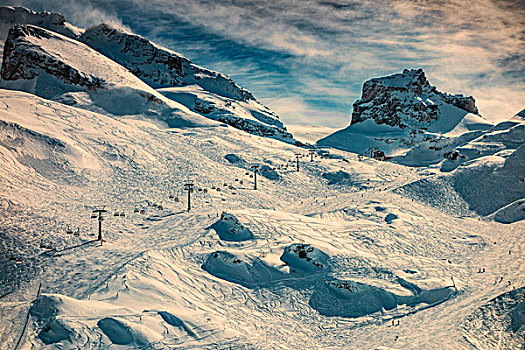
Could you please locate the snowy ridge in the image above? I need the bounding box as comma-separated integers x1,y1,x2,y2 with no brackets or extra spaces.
81,23,253,100
0,6,82,65
80,23,293,141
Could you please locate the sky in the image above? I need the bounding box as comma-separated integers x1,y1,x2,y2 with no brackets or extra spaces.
2,0,524,128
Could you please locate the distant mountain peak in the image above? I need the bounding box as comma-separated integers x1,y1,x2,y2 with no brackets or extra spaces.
351,68,479,129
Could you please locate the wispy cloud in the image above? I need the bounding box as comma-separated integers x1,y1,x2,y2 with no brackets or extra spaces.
5,0,525,125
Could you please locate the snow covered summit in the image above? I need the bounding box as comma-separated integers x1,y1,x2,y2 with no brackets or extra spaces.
351,68,479,130
318,69,494,162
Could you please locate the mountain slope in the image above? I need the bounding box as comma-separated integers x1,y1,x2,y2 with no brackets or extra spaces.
80,23,293,141
0,25,215,127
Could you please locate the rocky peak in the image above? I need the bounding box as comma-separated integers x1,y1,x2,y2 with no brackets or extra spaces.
351,68,479,129
80,23,254,101
0,6,82,43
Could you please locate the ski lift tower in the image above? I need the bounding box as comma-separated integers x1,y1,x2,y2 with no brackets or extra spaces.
250,165,260,190
91,207,107,243
183,181,194,212
294,153,302,171
309,149,316,162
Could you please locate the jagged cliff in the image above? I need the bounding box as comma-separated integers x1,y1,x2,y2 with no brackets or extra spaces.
351,68,479,129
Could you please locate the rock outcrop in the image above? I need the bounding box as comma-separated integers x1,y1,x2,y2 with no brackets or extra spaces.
351,68,479,129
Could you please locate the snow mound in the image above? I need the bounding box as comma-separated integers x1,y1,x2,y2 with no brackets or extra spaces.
202,251,285,288
492,199,525,224
97,317,146,346
30,295,71,345
210,212,255,241
224,153,245,164
322,170,352,185
281,243,331,273
158,311,197,338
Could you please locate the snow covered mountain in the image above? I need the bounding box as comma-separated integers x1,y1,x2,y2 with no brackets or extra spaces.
0,6,523,350
351,68,480,129
318,69,494,162
79,23,293,141
0,7,293,141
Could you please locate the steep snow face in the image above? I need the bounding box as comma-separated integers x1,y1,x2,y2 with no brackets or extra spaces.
0,6,82,63
0,25,214,127
80,24,253,101
351,68,480,130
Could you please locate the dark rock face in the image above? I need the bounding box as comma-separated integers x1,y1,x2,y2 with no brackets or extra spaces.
351,68,479,129
1,25,103,91
80,24,254,101
216,116,293,140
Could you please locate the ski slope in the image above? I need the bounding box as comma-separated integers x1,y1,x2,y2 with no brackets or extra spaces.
0,88,523,349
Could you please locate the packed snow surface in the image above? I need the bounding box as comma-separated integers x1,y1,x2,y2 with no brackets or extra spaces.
0,88,523,349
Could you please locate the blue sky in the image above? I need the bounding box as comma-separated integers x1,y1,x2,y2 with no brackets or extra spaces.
5,0,524,127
